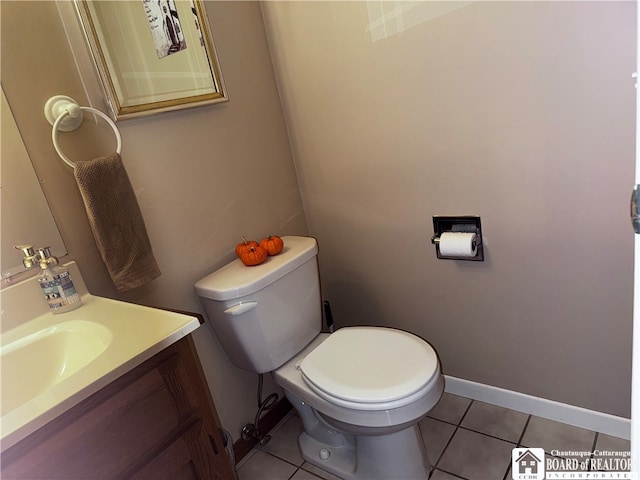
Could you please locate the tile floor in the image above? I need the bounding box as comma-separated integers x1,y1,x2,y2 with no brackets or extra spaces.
236,393,630,480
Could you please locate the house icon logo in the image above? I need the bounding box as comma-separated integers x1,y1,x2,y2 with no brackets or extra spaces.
512,448,545,480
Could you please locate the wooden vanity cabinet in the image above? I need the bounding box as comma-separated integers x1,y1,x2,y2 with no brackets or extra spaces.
1,334,236,480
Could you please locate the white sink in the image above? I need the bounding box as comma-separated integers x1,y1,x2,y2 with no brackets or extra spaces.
0,262,201,451
1,320,113,415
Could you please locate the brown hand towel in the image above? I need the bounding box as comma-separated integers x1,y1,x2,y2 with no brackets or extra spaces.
74,152,161,292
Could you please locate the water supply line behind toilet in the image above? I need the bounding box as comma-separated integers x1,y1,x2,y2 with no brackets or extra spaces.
241,374,278,446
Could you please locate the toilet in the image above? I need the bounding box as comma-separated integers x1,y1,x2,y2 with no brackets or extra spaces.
195,236,444,479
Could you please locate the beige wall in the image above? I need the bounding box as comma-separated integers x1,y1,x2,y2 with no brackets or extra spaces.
262,1,635,417
1,1,307,438
2,0,635,442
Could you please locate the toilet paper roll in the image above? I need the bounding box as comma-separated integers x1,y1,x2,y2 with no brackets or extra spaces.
439,232,477,258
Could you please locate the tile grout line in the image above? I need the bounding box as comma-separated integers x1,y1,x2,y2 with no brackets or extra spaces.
515,414,532,448
591,431,600,452
427,414,522,448
458,424,521,445
258,449,305,470
430,399,475,478
457,399,475,426
431,467,472,479
588,432,599,472
501,414,532,480
287,466,301,480
287,465,326,480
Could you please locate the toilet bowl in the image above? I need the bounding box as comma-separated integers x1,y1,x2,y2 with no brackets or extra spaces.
195,236,444,479
275,331,444,479
276,328,443,430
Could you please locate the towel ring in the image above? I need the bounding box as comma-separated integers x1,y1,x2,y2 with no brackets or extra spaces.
44,95,122,169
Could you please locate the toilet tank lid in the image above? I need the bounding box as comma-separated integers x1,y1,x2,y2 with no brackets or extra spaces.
194,236,318,301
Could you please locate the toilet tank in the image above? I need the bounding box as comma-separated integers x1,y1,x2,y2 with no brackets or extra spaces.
194,236,322,374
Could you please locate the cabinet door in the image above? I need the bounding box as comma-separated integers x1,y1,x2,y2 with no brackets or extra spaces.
1,335,235,480
130,418,232,480
132,436,200,480
2,366,181,479
159,335,236,480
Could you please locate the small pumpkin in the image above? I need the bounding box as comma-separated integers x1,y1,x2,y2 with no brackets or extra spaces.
235,236,259,258
240,245,268,266
259,235,284,256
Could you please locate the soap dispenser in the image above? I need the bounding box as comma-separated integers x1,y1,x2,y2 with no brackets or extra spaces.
36,247,82,314
14,245,39,269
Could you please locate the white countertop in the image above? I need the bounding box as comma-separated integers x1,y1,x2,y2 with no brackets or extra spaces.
0,262,201,451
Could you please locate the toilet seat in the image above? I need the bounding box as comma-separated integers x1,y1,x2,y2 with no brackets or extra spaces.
299,327,439,411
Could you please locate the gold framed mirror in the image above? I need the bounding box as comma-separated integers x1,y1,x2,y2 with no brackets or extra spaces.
75,0,227,120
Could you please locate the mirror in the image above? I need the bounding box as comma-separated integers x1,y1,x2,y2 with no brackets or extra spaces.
75,0,227,120
1,87,67,281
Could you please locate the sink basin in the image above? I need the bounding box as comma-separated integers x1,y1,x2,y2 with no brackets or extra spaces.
1,261,201,451
1,320,113,415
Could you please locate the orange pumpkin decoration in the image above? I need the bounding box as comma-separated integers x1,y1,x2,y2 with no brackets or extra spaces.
259,235,284,256
235,236,259,258
240,245,268,266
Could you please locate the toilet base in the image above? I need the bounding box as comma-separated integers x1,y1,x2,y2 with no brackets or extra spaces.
286,391,431,480
299,424,430,480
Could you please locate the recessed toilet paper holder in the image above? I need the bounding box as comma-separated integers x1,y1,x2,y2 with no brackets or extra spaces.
431,215,484,261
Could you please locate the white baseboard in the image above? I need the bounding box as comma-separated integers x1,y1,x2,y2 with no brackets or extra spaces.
444,375,631,440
